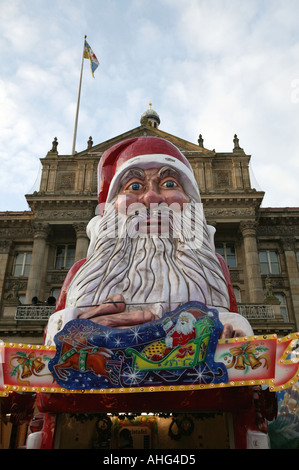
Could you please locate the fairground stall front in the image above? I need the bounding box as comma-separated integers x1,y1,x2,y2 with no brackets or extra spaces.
1,302,298,449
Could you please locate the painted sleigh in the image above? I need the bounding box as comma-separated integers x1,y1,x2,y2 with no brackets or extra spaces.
47,302,229,391
124,315,215,377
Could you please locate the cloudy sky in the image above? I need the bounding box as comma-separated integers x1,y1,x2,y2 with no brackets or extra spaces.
1,0,299,211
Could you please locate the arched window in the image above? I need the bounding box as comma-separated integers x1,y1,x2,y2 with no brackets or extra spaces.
233,286,241,303
275,293,289,322
50,288,61,302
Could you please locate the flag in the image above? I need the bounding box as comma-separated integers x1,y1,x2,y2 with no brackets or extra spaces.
84,40,99,77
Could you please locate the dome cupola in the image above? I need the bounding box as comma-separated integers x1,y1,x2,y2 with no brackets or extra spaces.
140,102,160,128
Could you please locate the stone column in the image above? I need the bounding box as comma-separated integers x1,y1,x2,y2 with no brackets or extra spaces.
240,161,251,189
0,240,12,305
204,161,213,190
47,163,58,192
281,237,299,329
195,161,206,192
75,163,85,192
25,223,50,304
84,163,94,191
232,160,243,189
74,222,89,262
240,221,264,303
40,163,49,192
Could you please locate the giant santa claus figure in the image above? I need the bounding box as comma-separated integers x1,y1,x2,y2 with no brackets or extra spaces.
45,137,253,345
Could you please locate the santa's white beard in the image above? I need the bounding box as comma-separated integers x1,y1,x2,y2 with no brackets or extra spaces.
175,319,195,335
66,199,230,317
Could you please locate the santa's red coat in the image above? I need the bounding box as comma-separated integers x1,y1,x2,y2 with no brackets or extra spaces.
169,328,196,347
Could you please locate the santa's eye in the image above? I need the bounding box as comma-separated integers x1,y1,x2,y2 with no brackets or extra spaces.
162,180,177,188
130,182,142,191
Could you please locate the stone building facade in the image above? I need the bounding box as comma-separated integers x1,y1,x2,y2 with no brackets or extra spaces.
0,107,298,343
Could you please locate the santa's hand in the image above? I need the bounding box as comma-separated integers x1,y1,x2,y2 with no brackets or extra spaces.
220,323,246,339
77,294,156,328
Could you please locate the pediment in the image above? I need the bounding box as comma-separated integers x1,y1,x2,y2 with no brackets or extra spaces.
76,125,215,158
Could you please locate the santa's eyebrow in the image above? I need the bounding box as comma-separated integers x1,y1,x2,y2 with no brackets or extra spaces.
158,166,181,181
120,168,145,186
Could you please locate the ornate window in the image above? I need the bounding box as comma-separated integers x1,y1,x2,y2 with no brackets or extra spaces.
275,293,289,322
233,286,241,303
12,252,32,277
259,250,280,275
55,244,75,269
215,243,237,268
50,287,62,302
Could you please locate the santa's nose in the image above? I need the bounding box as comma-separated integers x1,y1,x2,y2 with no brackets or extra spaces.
139,188,165,208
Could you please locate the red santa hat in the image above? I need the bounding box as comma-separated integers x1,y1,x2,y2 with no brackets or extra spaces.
97,136,201,211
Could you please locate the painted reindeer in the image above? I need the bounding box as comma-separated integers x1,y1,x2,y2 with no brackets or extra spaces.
53,328,120,384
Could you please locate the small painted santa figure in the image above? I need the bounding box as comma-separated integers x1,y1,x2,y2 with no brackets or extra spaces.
164,311,197,348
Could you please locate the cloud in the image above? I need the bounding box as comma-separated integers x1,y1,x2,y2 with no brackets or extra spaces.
155,0,299,206
1,1,41,53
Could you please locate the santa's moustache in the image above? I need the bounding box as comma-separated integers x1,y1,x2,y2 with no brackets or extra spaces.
66,200,230,316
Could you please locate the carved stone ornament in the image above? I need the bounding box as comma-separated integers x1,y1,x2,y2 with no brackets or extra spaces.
198,134,204,147
73,222,87,232
55,172,75,191
35,208,94,221
229,271,240,283
281,237,296,252
87,136,93,149
32,222,51,239
214,171,231,188
0,240,13,253
233,134,244,153
6,278,27,292
239,220,258,235
49,137,58,153
0,227,34,239
204,207,254,218
48,271,69,284
263,277,280,305
257,224,299,237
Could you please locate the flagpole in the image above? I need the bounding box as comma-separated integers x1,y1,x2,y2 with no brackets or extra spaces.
71,35,86,155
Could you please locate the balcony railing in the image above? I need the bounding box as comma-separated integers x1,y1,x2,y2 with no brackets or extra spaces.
238,304,276,320
13,304,281,322
15,305,55,321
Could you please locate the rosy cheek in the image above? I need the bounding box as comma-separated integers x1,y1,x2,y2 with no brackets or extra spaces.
164,191,190,209
115,193,139,214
